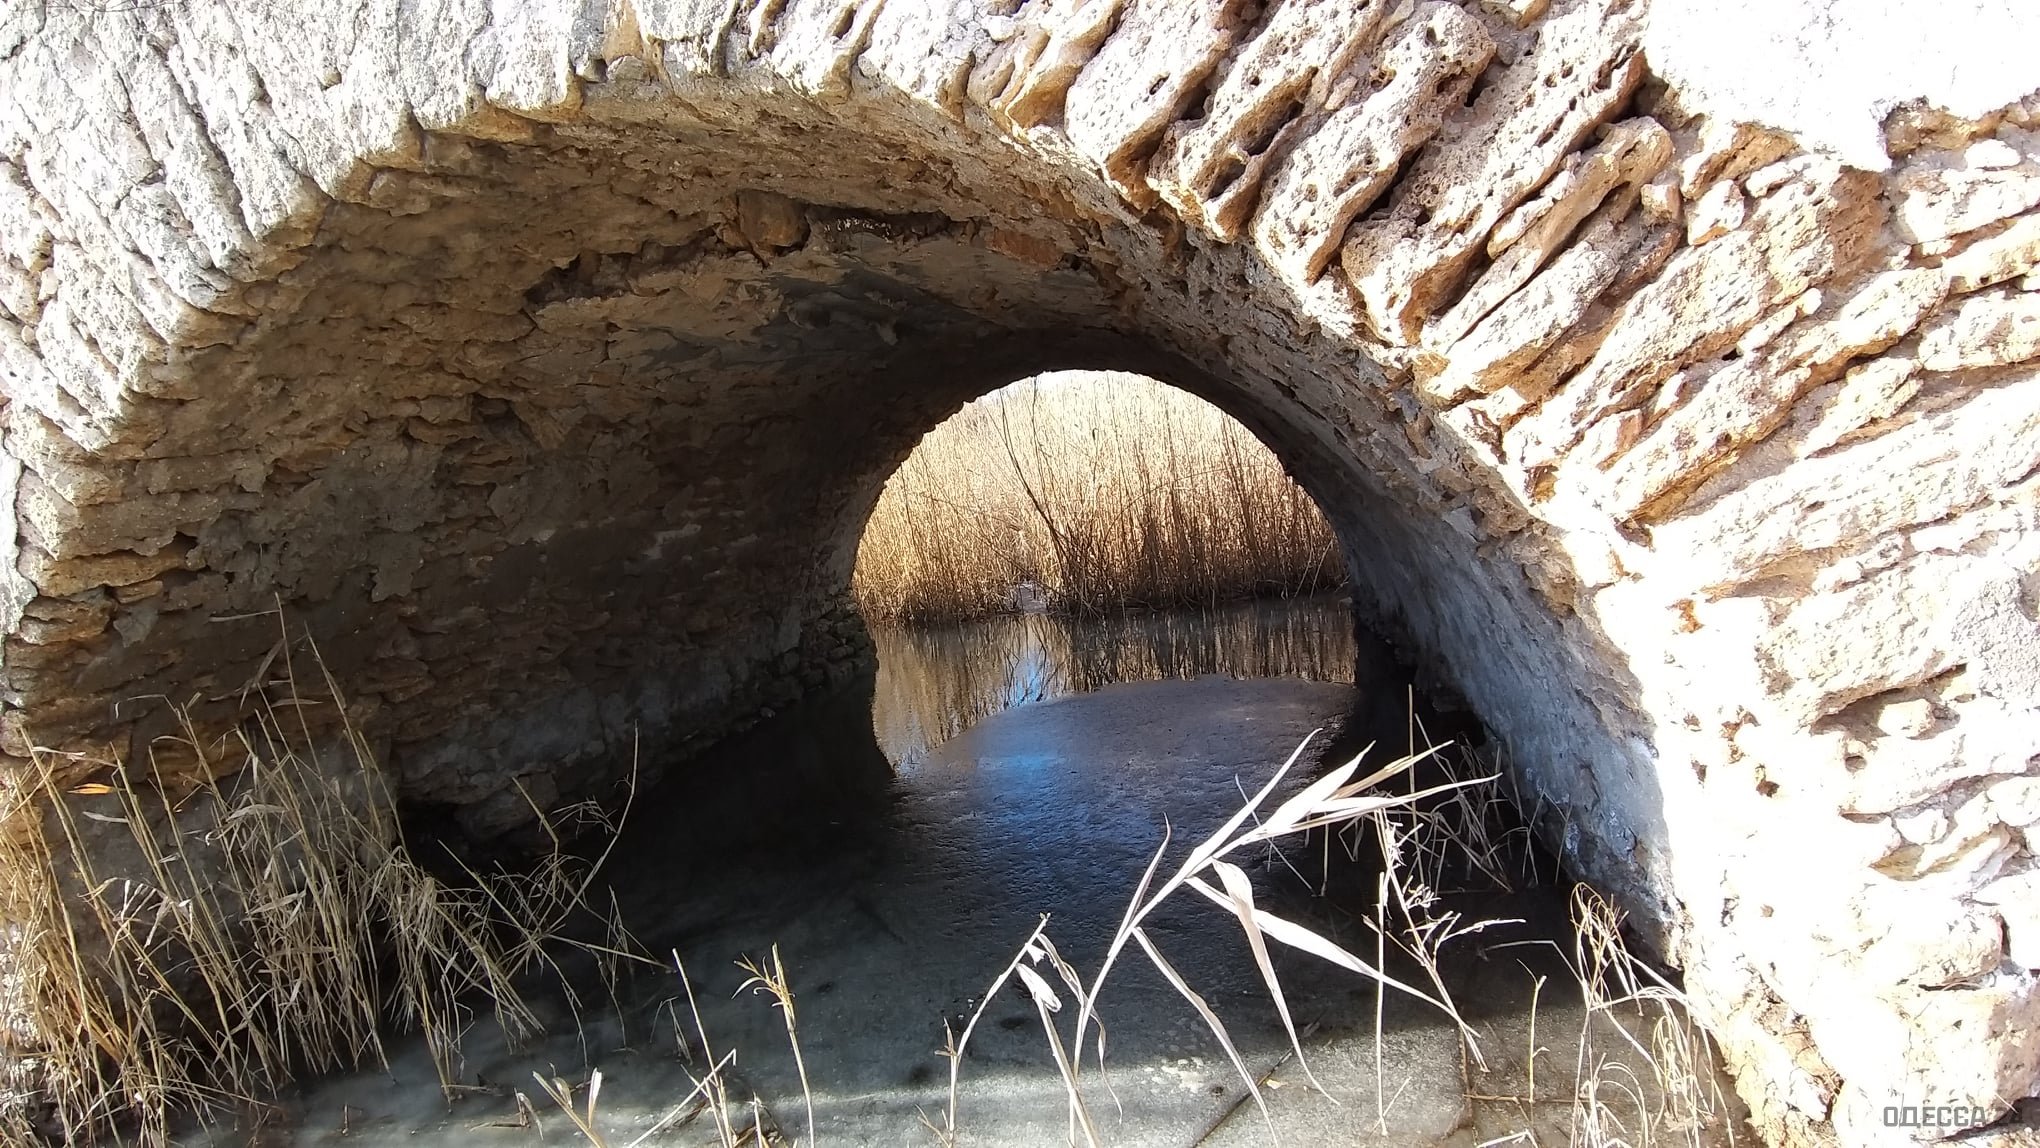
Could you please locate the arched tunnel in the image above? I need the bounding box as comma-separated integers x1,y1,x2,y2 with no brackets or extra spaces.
2,1,2038,1143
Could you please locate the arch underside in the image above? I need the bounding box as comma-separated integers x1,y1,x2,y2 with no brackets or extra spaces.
3,1,2038,1142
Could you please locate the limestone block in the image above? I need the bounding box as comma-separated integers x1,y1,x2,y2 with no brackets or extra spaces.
1252,2,1492,289
1892,139,2040,244
1674,121,1797,204
1942,213,2040,292
1342,0,1647,342
1873,698,1937,739
1754,555,1972,725
159,5,328,247
83,44,216,230
1148,0,1391,241
17,461,234,560
1064,0,1245,206
1508,230,1768,469
969,0,1124,130
1918,287,2040,372
1591,266,1949,519
1991,778,2040,828
1495,129,1663,268
1418,202,1649,405
1684,178,1747,246
733,190,809,252
14,590,113,646
1875,790,2017,881
1545,178,1877,478
4,408,127,506
393,0,501,134
135,453,263,496
768,0,891,100
1821,974,2040,1144
858,0,1001,114
0,160,55,273
1645,371,2040,594
1945,566,2040,703
1478,0,1548,28
1894,805,1949,845
16,544,189,598
1797,356,1923,455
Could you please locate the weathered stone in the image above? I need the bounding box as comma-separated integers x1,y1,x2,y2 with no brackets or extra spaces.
1976,870,2040,980
1994,778,2040,828
16,544,189,598
731,190,807,252
1148,0,1392,242
1918,288,2040,372
1063,0,1246,207
970,0,1124,130
1252,2,1493,289
1942,213,2040,292
3,3,2039,1145
1686,178,1748,246
1341,0,1647,342
1891,139,2040,244
1426,118,1671,351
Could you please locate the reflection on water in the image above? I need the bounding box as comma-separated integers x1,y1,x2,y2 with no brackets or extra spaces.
871,593,1356,766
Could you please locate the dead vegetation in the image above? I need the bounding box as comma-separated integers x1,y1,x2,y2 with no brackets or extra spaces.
853,372,1344,621
517,731,1740,1148
869,597,1356,764
0,632,642,1146
0,628,1734,1147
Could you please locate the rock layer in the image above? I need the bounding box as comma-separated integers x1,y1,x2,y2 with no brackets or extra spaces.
0,1,2036,1144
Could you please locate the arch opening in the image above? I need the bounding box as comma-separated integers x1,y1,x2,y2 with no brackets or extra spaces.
850,370,1348,623
9,2,2040,1140
848,368,1369,767
4,98,1654,917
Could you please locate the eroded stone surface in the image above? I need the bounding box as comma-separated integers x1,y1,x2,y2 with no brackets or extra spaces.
1,1,2037,1145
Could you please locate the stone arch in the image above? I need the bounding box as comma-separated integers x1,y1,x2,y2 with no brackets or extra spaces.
2,1,2037,1143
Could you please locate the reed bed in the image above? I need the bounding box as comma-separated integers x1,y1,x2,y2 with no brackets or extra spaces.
853,372,1344,621
870,596,1356,764
0,633,640,1146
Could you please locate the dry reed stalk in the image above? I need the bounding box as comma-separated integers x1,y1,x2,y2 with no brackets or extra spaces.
1562,886,1733,1148
854,372,1343,621
737,945,815,1147
0,630,643,1146
1345,736,1734,1146
924,732,1500,1145
870,601,1355,763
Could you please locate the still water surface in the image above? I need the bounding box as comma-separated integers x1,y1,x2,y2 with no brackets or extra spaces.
871,595,1357,767
217,596,1739,1147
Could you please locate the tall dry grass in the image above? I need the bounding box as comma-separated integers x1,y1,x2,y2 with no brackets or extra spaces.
854,372,1344,621
0,632,642,1146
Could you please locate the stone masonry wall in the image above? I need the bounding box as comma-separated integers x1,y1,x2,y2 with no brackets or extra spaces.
0,1,2036,1144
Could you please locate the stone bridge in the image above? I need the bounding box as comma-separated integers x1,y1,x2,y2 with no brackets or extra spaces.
1,0,2037,1142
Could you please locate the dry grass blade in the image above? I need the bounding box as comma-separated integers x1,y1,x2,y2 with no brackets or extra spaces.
1127,927,1276,1142
737,944,815,1148
1179,875,1453,1015
926,915,1055,1144
534,1069,611,1147
1204,860,1325,1094
934,729,1508,1145
1070,730,1324,1063
1011,964,1102,1148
